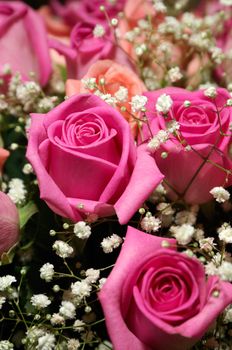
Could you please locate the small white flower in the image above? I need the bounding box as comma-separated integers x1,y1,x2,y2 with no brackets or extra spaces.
141,214,161,233
156,94,173,114
218,223,232,244
81,77,96,90
50,313,65,326
175,210,197,226
210,186,230,203
53,240,74,258
205,261,219,276
166,120,180,133
8,178,27,204
154,1,167,13
167,66,183,82
0,297,6,310
0,275,16,291
204,86,217,98
67,339,80,350
147,130,169,151
0,340,14,350
101,234,123,253
59,301,76,319
73,319,85,332
93,24,105,37
170,224,195,245
98,277,107,289
114,86,128,102
31,294,51,309
40,263,54,282
71,281,92,298
218,261,232,281
135,43,147,56
74,221,91,239
36,333,55,350
85,268,100,283
130,95,147,113
199,237,216,252
22,163,33,174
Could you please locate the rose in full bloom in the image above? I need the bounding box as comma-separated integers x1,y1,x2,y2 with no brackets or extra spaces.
0,147,9,174
26,94,163,224
99,226,232,350
0,1,52,86
66,59,146,137
0,192,19,257
141,87,232,204
50,0,126,27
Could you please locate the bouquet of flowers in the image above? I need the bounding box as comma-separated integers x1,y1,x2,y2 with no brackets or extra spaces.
0,0,232,349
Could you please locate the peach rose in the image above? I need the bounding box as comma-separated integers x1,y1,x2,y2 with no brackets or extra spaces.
66,60,146,137
0,147,9,173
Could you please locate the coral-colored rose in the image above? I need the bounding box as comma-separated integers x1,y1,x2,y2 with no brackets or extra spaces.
50,0,125,27
0,147,9,173
141,87,232,204
66,60,146,137
0,192,19,257
26,94,163,224
99,226,232,350
0,1,52,86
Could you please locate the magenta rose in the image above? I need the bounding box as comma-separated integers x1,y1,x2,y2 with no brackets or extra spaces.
50,0,125,27
26,94,163,224
141,87,232,204
99,226,232,350
0,192,19,257
0,1,51,87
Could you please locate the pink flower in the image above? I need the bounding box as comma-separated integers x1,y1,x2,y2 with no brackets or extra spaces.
99,226,232,350
0,191,19,257
0,1,52,86
141,87,232,204
26,94,163,224
0,147,9,173
50,0,126,27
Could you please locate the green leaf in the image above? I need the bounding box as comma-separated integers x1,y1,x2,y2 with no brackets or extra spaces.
19,201,38,229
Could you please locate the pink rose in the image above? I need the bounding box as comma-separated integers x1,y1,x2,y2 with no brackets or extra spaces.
141,87,232,204
99,226,232,350
0,191,19,257
26,94,163,224
50,0,125,27
66,59,146,137
0,1,52,87
50,22,131,79
0,147,9,173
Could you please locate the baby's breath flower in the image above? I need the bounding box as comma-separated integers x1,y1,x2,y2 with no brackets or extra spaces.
175,210,197,225
40,263,55,282
81,77,96,90
73,319,85,332
114,86,128,102
204,86,217,98
31,294,51,309
74,221,91,239
199,237,216,252
67,339,80,350
218,261,232,281
71,280,92,298
53,240,74,258
85,268,100,283
141,214,161,233
0,340,14,350
8,178,27,204
101,234,123,253
22,163,33,174
0,275,16,291
218,223,232,244
36,332,55,350
210,186,230,203
50,313,65,326
167,66,183,83
156,94,173,114
93,24,105,37
147,130,169,151
170,224,195,245
130,95,147,112
98,278,107,289
59,301,76,319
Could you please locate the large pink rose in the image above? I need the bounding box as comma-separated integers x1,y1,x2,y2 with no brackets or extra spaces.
99,226,232,350
50,0,125,27
26,94,163,224
0,1,52,86
0,192,19,257
141,87,232,204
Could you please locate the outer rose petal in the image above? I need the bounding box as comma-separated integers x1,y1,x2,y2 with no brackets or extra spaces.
0,147,9,173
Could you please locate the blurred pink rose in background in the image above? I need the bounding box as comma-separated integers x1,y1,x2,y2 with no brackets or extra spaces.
0,147,9,173
0,191,19,257
141,87,232,204
66,59,146,137
99,226,232,350
26,94,163,224
0,1,52,86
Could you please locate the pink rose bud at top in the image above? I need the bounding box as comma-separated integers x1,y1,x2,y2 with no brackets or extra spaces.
0,1,52,86
0,147,9,173
0,191,19,256
99,226,232,350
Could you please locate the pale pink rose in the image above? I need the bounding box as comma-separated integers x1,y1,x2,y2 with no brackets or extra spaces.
0,1,52,86
50,0,126,27
66,59,146,137
26,94,163,224
141,87,232,204
99,226,232,350
0,191,19,256
0,147,9,173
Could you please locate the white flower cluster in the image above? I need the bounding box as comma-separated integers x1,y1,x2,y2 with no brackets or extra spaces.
74,221,91,239
130,95,148,112
59,300,76,319
93,24,105,37
218,223,232,244
31,294,51,309
101,234,123,253
170,224,195,245
156,93,173,114
8,178,27,205
147,130,169,151
40,263,55,282
0,340,14,350
141,213,161,233
210,186,230,203
167,67,183,83
0,275,16,291
52,240,74,258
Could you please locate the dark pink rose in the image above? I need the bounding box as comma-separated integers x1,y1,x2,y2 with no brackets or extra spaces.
0,1,52,86
99,226,232,350
141,87,232,204
50,21,131,79
0,192,19,256
51,0,125,27
26,94,163,224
